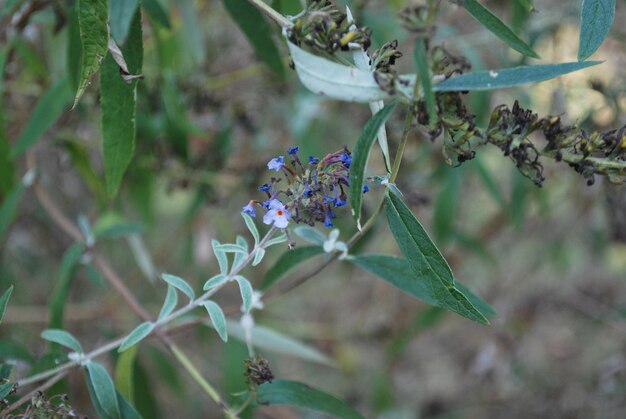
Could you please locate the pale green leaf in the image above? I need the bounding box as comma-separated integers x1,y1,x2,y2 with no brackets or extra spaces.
212,239,229,274
161,273,195,300
158,285,178,321
86,361,122,419
118,322,154,352
293,226,326,246
263,233,288,248
109,0,139,43
215,243,248,254
41,329,83,353
242,212,260,245
578,0,615,60
433,61,601,91
203,274,229,291
463,0,539,58
203,301,227,342
235,276,253,313
252,248,265,267
349,101,398,224
74,0,109,107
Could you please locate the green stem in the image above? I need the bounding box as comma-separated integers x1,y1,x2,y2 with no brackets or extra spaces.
171,344,238,418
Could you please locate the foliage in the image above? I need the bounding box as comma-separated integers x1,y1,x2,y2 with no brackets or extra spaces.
0,0,624,417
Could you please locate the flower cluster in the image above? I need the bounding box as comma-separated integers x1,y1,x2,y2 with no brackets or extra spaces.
243,146,358,229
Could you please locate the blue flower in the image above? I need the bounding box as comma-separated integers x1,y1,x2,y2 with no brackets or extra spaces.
362,185,369,193
259,183,272,192
324,213,334,228
303,184,312,197
288,146,299,155
323,195,335,204
341,153,352,167
242,202,256,217
263,199,291,229
263,200,271,209
308,156,320,164
334,197,346,207
267,156,285,171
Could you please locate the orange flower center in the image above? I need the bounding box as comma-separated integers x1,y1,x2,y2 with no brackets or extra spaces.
277,210,283,216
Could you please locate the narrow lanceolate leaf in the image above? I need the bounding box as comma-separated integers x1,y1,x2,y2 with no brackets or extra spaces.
233,236,249,270
215,243,248,254
86,361,122,419
222,0,285,78
41,329,83,353
212,239,229,274
384,193,489,324
252,248,265,267
114,345,137,403
433,61,601,91
119,322,154,352
74,0,109,107
101,10,143,198
349,255,495,320
263,233,288,248
161,273,195,300
255,380,364,419
203,301,227,342
462,0,539,58
242,212,260,245
203,274,228,291
293,226,326,246
413,39,436,128
157,285,178,321
0,382,15,400
0,285,14,325
578,0,615,60
287,40,390,103
225,320,333,365
349,101,398,225
108,0,139,43
142,0,171,28
261,246,324,290
235,276,253,313
49,243,85,329
11,77,72,157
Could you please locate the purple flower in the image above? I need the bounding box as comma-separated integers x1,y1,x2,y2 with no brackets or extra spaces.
334,197,346,207
362,185,370,193
263,199,291,228
324,213,334,228
242,202,256,217
288,146,299,155
267,156,285,171
303,184,312,197
308,156,320,164
259,183,272,192
341,153,352,167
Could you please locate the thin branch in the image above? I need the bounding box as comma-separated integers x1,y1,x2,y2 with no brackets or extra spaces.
246,0,294,28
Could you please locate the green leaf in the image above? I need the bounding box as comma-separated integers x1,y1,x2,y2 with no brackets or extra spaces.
235,276,253,313
242,212,260,245
11,77,71,157
0,339,34,363
263,233,288,248
109,0,140,43
434,61,601,91
74,0,109,107
252,247,265,266
349,255,495,320
413,39,436,128
433,170,461,245
86,361,122,419
143,0,171,28
41,329,83,353
117,390,142,419
49,243,85,329
255,380,364,419
100,9,143,198
215,243,248,254
203,301,228,342
462,0,539,58
578,0,615,60
261,246,324,290
0,381,15,400
225,320,333,366
114,344,137,403
62,139,107,206
222,0,285,78
233,236,249,268
158,285,178,321
384,193,489,324
0,285,13,326
119,322,154,352
203,274,229,291
212,239,229,274
349,100,398,224
67,5,82,93
293,226,326,246
161,273,195,301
